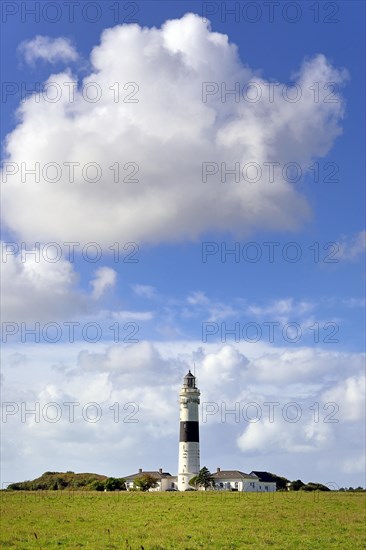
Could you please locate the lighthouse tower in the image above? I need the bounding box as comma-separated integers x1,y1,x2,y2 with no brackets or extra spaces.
178,370,200,491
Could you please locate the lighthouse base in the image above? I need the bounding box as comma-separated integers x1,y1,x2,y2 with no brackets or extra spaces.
177,441,200,491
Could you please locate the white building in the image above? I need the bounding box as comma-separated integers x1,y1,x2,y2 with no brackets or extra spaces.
123,468,277,492
124,469,178,491
212,469,276,492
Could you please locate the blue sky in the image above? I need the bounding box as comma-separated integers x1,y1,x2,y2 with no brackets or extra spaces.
1,1,365,488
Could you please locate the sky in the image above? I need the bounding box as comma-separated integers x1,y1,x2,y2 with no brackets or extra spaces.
1,1,365,489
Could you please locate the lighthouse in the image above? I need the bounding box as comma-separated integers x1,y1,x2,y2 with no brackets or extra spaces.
178,370,200,491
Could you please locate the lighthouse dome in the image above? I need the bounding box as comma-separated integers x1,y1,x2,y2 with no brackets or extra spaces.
183,370,196,388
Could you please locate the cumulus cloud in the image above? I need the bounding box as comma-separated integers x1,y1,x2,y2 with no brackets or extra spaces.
199,344,249,393
90,267,116,299
237,415,334,454
18,35,79,65
2,14,347,246
322,374,365,422
249,348,364,384
1,341,365,484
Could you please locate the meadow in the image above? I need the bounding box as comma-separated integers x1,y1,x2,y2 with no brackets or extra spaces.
1,490,365,549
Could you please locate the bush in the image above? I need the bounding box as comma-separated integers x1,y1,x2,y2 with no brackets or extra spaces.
300,482,330,492
6,472,109,491
290,480,305,491
90,480,105,491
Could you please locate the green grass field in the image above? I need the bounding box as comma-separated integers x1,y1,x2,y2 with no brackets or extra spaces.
1,491,365,549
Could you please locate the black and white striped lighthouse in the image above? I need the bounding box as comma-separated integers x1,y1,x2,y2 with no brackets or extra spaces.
178,370,200,491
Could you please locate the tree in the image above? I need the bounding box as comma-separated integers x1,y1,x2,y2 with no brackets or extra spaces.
272,475,290,491
195,467,215,490
105,478,126,491
134,474,158,492
290,479,305,491
188,476,198,489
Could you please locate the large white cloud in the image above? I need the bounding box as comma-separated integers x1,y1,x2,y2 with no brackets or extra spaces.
2,13,347,246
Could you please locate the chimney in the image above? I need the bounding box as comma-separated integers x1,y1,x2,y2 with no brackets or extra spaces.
138,468,142,474
217,467,220,473
159,468,163,474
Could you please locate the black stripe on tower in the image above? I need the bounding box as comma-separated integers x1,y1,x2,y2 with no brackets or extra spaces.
180,421,199,442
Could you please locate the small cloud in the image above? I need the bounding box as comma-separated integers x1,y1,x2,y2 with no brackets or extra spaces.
342,298,366,308
90,267,116,300
186,291,238,321
18,35,78,66
187,291,209,306
337,230,366,261
131,284,157,299
111,310,154,322
247,298,315,319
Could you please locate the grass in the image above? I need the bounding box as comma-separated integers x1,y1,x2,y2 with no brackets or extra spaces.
1,490,365,549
